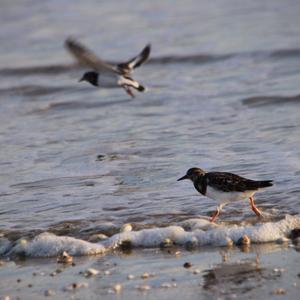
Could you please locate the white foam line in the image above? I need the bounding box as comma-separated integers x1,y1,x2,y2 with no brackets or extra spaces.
7,215,300,258
104,215,300,248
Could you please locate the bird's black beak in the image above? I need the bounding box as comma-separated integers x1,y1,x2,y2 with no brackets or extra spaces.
79,77,84,82
177,174,188,181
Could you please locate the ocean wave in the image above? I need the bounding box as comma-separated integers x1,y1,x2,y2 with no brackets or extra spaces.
0,64,76,76
149,54,232,64
11,175,105,191
242,95,300,107
0,85,69,97
2,215,299,258
270,48,300,59
1,47,300,77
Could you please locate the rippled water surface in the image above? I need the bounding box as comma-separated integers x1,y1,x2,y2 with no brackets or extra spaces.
0,0,300,232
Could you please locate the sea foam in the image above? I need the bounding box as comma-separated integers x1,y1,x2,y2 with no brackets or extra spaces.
104,215,300,248
10,232,106,257
6,215,300,258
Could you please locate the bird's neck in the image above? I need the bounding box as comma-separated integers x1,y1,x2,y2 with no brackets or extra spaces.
193,176,207,195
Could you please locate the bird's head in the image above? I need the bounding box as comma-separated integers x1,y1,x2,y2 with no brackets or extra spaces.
177,167,206,182
79,71,98,86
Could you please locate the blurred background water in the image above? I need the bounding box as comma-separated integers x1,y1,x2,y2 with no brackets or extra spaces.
0,0,300,231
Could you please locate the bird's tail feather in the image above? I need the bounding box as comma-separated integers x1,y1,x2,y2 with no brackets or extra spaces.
119,76,146,92
254,180,273,189
136,84,145,92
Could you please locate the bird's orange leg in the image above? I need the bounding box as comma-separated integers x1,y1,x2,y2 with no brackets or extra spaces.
123,85,135,98
249,196,262,217
210,207,220,222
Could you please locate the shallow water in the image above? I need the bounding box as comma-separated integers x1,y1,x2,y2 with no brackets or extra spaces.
0,1,300,238
1,244,300,300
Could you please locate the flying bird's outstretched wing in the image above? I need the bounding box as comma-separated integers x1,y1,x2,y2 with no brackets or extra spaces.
117,44,151,75
65,38,118,74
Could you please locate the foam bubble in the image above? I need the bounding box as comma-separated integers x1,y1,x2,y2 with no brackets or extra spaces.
11,232,106,257
0,238,12,256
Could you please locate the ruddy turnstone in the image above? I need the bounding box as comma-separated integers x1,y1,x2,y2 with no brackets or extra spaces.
177,167,273,222
65,38,151,98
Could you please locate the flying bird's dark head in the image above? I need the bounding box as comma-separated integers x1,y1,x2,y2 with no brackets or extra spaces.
177,167,206,182
79,71,99,86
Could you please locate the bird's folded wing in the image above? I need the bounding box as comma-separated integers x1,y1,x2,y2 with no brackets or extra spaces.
117,44,151,75
65,38,118,74
206,172,255,192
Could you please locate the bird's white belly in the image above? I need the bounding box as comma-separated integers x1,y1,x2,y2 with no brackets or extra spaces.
205,186,256,203
98,74,119,88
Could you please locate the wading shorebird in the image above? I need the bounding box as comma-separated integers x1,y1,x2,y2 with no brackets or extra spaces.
65,38,151,98
177,167,273,222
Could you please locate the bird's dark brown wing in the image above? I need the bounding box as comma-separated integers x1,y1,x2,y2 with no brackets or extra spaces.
205,172,272,192
65,38,118,74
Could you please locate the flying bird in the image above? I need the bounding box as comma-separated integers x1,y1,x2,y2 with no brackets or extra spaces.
65,38,151,98
178,167,273,222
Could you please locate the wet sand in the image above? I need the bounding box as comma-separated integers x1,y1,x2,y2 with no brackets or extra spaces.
1,243,299,300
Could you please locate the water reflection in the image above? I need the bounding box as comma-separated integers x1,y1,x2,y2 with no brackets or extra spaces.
202,243,288,298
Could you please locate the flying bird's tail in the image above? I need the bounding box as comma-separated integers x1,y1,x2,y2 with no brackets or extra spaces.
117,44,151,74
136,85,145,92
119,76,145,92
